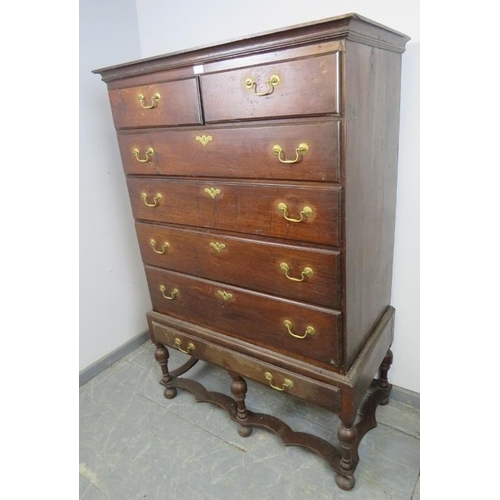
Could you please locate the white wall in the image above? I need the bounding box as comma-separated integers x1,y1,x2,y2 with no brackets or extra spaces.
136,0,420,393
80,0,152,370
82,0,419,393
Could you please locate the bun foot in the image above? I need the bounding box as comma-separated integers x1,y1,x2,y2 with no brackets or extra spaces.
237,425,252,438
379,395,390,406
335,473,355,491
164,387,177,399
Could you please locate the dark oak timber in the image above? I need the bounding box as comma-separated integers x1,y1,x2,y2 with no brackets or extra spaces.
146,265,342,368
135,221,342,308
117,119,341,182
127,177,342,246
94,12,409,492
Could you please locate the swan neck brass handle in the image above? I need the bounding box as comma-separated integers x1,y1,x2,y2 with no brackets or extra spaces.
159,285,178,300
132,147,154,163
244,74,280,96
217,290,233,301
141,192,162,207
264,372,294,392
174,338,195,354
149,239,169,255
278,203,312,223
137,92,161,109
279,263,314,282
283,320,316,339
272,143,309,164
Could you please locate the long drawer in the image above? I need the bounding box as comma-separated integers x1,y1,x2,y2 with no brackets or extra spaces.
200,53,340,122
145,266,341,367
128,178,341,246
151,319,341,412
117,120,340,182
136,222,341,308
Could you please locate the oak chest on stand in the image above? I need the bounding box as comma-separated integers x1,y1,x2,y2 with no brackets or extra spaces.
93,13,409,491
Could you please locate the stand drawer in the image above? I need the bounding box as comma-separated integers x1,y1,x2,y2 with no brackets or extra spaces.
151,319,341,412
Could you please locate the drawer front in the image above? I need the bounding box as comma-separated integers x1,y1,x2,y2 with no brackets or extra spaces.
200,53,339,123
117,120,340,182
136,222,341,308
151,320,340,412
146,266,341,367
108,79,202,129
128,178,341,246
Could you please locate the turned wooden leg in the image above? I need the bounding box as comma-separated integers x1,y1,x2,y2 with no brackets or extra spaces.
154,343,177,400
228,371,252,437
378,348,393,406
335,420,358,491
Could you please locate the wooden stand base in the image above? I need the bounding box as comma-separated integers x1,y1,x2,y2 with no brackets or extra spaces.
158,357,391,491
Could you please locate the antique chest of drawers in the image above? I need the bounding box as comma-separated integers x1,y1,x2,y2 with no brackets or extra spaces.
94,13,409,491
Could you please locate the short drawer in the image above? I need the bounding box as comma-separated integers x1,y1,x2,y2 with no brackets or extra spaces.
145,266,341,367
200,53,339,123
117,120,340,181
150,319,341,412
136,222,341,308
108,78,202,129
128,178,341,246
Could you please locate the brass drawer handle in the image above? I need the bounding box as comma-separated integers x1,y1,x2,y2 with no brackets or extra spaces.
217,290,233,301
283,320,316,339
174,338,195,354
210,242,226,253
195,135,213,146
264,372,294,392
272,143,309,164
141,192,162,207
279,263,313,282
244,74,280,96
132,147,154,163
137,92,161,109
204,187,221,199
149,239,169,255
159,285,178,300
278,202,312,223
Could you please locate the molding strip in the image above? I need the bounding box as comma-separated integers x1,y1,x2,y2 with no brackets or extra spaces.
79,330,150,386
390,385,420,410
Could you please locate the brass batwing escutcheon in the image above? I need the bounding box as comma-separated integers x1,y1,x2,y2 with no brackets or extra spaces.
279,263,314,282
204,187,221,199
137,92,161,109
195,135,213,146
159,285,178,300
209,242,226,253
132,147,154,163
141,192,162,207
283,320,316,339
244,74,280,96
277,202,312,223
174,338,195,354
272,143,309,164
217,290,233,302
264,372,294,392
149,239,169,255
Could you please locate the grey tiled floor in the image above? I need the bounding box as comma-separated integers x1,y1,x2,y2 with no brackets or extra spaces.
80,342,420,500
